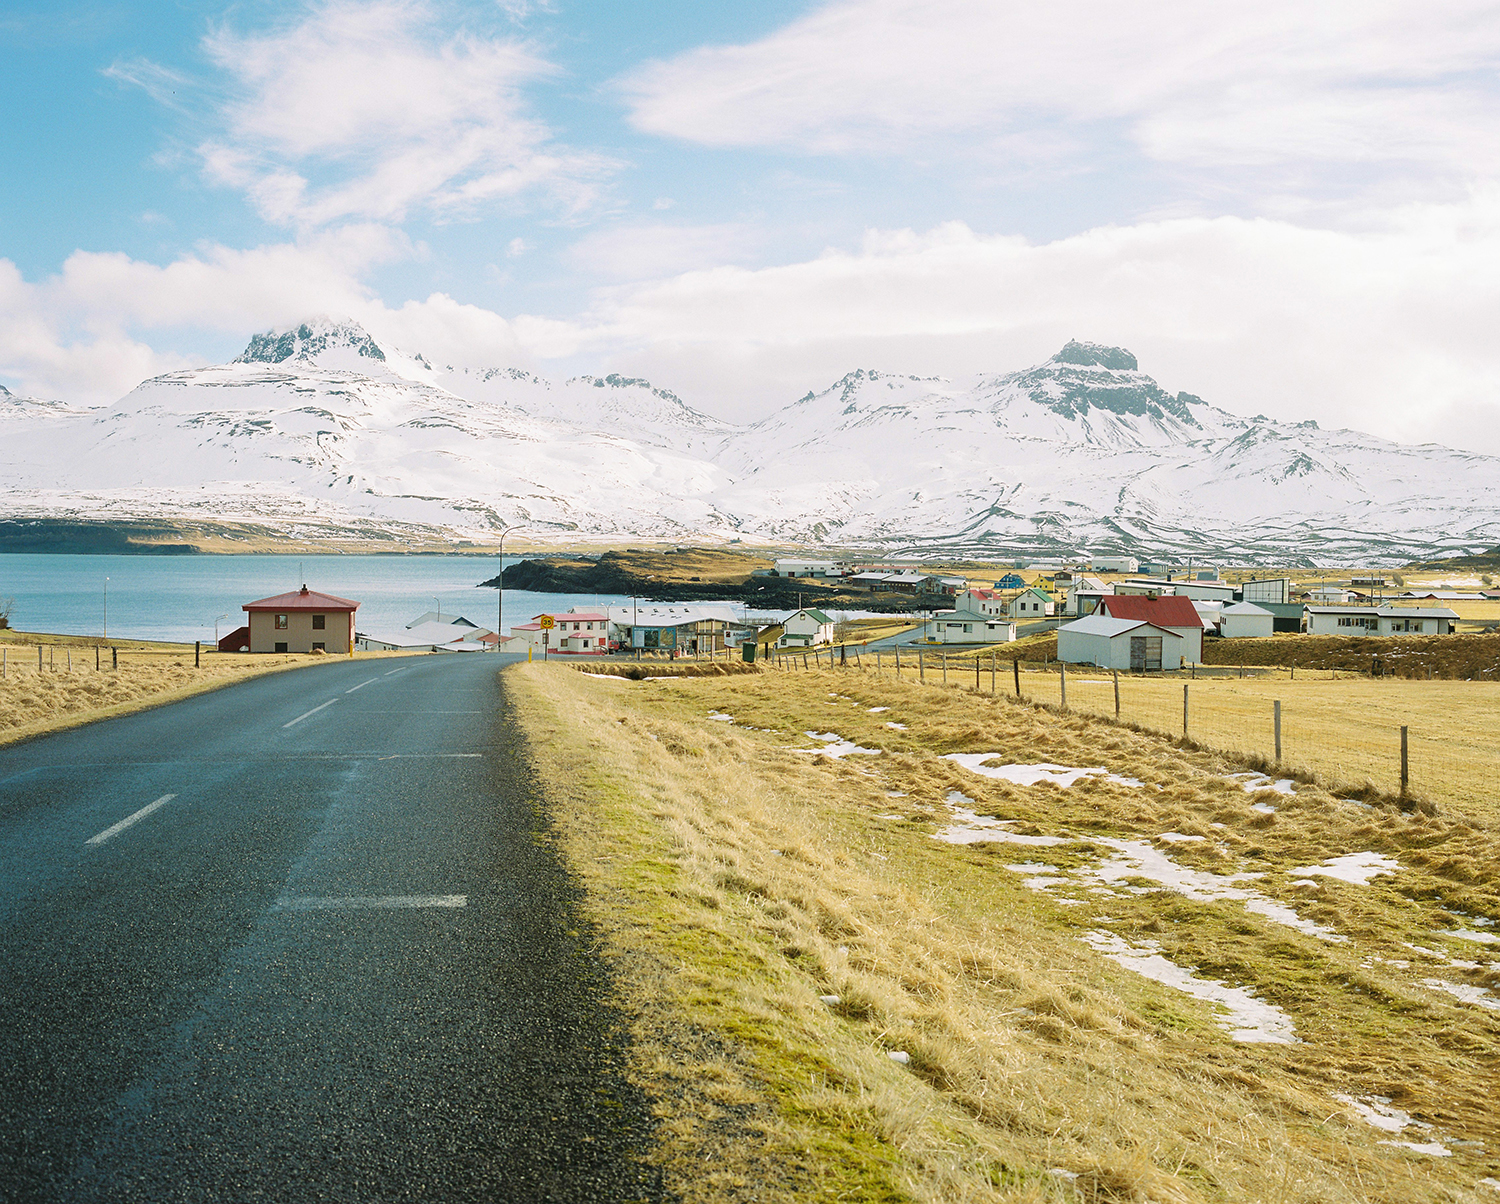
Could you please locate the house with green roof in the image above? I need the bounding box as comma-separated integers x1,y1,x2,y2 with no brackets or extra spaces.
779,608,835,648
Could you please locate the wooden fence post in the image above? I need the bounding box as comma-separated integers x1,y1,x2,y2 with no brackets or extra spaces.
195,640,201,668
1274,700,1282,762
1183,683,1189,736
1060,661,1067,709
919,651,925,683
1113,668,1120,716
1013,657,1021,697
895,647,901,677
95,646,100,670
1401,726,1409,796
112,647,117,670
39,645,43,672
975,656,980,692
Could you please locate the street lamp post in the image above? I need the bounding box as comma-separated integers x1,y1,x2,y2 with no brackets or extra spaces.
496,526,529,652
214,613,228,647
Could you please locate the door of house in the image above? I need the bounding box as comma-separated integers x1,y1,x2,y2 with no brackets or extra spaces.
1129,636,1162,672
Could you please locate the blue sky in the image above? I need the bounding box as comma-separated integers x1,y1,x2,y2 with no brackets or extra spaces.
3,0,1500,452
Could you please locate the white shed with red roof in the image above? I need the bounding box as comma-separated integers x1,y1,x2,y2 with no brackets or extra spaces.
243,585,360,654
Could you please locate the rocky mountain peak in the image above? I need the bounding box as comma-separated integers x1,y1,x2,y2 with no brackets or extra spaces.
1050,340,1139,371
235,317,387,366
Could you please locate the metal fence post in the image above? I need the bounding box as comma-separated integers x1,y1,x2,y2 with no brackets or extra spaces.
1113,668,1120,716
1183,683,1189,736
1274,700,1282,762
1401,725,1409,796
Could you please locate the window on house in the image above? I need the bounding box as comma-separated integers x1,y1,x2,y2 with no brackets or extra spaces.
312,642,325,651
275,642,288,653
275,614,288,629
312,614,325,630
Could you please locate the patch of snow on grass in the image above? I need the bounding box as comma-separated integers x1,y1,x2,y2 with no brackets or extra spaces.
1383,1140,1452,1157
1292,852,1401,885
1088,839,1345,942
945,754,1143,788
1333,1094,1420,1134
1445,929,1500,945
1229,772,1297,796
868,706,890,713
932,806,1074,847
793,731,881,759
1251,802,1277,814
707,711,734,722
884,721,908,730
1158,832,1205,843
1083,930,1297,1043
1422,979,1500,1012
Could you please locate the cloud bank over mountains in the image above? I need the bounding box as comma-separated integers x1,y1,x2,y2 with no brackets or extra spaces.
3,0,1500,455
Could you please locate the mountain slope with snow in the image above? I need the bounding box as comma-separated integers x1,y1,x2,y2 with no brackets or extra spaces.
1,324,1495,563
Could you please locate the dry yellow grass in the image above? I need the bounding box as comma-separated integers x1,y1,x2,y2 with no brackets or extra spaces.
1005,668,1500,823
510,661,1500,1203
0,632,416,746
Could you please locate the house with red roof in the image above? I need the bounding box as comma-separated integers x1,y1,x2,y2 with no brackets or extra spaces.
1097,594,1205,663
243,585,360,654
513,611,612,656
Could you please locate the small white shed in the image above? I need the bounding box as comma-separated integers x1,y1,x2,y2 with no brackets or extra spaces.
1219,602,1275,638
1056,615,1186,671
926,611,1018,644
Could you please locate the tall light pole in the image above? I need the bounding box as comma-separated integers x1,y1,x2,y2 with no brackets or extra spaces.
214,613,228,646
496,525,529,652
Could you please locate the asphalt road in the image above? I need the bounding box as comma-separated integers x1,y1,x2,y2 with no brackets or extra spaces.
0,654,663,1203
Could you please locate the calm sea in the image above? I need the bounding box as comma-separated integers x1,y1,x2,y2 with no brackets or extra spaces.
0,554,652,645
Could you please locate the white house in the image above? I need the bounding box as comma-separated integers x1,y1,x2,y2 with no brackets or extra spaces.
925,611,1017,644
1057,615,1186,671
1219,602,1275,638
1304,606,1459,636
1118,577,1236,603
1008,587,1056,618
780,608,835,647
774,559,839,578
1066,577,1109,615
511,610,612,655
1306,586,1355,604
1096,594,1205,664
954,588,1008,616
1089,556,1139,573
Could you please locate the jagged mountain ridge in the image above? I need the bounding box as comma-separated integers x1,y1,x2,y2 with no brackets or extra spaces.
1,322,1495,563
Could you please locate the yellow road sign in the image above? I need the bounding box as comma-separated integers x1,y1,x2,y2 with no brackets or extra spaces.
539,615,555,629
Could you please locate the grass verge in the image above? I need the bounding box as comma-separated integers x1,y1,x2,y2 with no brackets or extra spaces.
508,661,1500,1203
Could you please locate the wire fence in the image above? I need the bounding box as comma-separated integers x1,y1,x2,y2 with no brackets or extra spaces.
769,644,1500,817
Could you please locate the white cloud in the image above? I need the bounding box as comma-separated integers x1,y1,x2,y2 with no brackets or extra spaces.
195,0,612,226
575,201,1500,454
622,0,1500,203
565,222,763,282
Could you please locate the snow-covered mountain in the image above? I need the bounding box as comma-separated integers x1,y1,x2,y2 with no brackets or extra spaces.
2,320,1496,564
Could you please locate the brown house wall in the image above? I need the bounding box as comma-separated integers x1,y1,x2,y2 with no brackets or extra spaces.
246,609,353,654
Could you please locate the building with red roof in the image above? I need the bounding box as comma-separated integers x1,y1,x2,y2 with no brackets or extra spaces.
243,585,360,654
1097,594,1204,662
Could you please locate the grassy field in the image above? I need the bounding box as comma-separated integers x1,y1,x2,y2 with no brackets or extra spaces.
0,629,414,746
510,661,1500,1203
1204,634,1500,679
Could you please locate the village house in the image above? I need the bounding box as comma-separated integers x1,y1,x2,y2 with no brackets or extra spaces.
1117,577,1236,604
1304,606,1459,636
511,610,612,655
608,603,748,654
1007,587,1056,618
773,558,840,578
1097,594,1205,663
354,612,493,653
925,612,1017,644
242,585,358,654
1065,576,1109,615
993,573,1027,590
953,587,1008,616
780,608,835,647
1218,601,1276,638
1088,555,1139,573
1056,614,1186,671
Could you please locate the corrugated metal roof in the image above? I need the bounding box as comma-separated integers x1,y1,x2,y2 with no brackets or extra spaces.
1060,615,1174,638
244,587,359,612
1099,595,1204,628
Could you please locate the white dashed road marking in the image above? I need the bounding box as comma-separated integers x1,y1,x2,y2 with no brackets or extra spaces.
283,699,337,728
344,678,379,693
86,794,177,846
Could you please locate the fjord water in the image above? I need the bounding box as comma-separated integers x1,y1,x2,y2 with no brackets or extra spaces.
0,554,639,644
